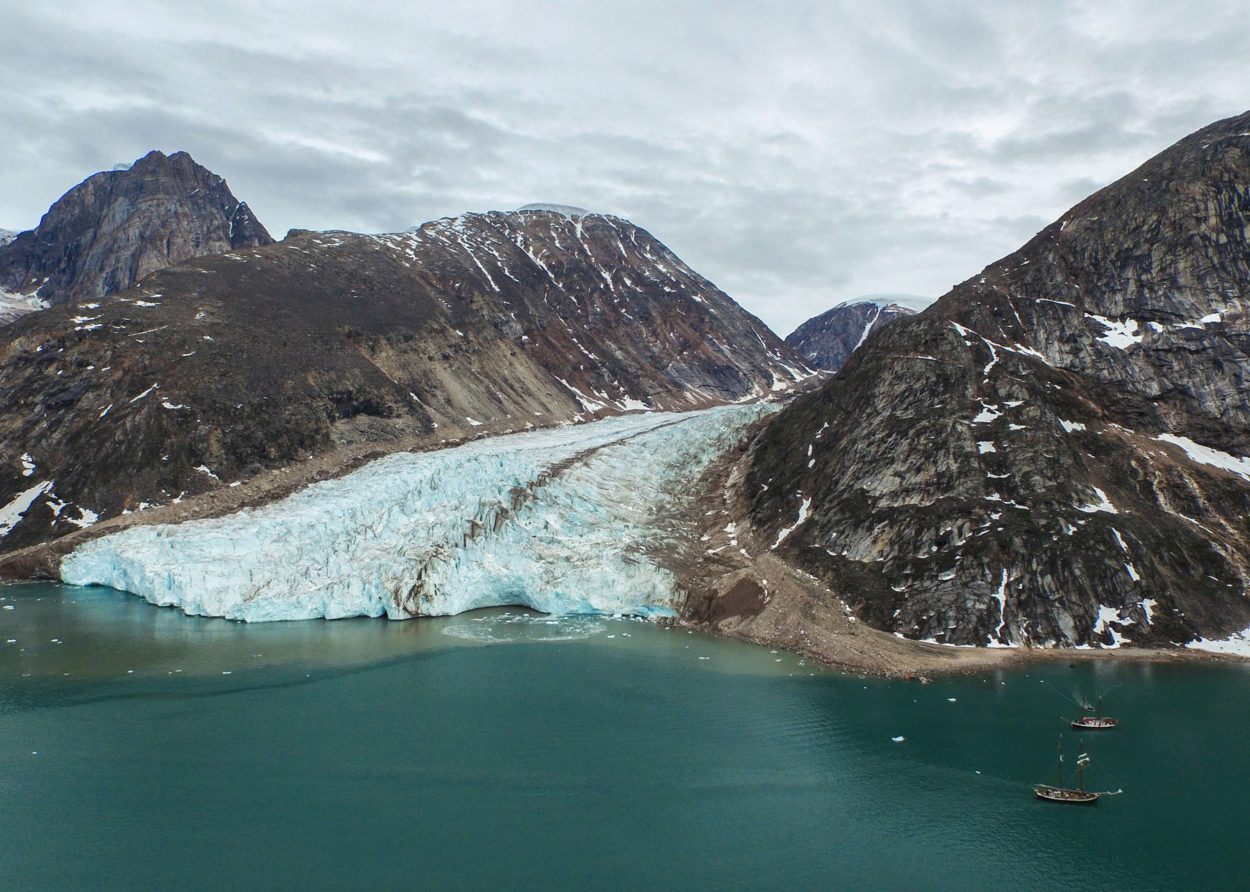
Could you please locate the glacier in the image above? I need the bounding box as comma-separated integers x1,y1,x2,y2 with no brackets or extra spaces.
61,404,773,621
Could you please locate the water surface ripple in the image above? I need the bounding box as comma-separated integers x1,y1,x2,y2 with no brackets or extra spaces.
3,582,1247,889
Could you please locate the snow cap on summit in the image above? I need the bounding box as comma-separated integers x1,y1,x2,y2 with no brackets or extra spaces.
517,203,589,217
834,293,933,312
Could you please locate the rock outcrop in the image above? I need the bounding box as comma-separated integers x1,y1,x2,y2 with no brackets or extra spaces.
0,204,807,562
786,296,924,371
0,151,273,315
742,110,1250,648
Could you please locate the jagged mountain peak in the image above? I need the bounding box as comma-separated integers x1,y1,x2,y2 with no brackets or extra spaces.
0,150,273,313
785,295,925,371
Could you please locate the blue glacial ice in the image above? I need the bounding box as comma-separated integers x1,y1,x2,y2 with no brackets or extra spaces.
61,404,772,621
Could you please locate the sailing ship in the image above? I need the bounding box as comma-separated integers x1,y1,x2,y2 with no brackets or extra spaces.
1034,740,1100,804
1071,695,1117,730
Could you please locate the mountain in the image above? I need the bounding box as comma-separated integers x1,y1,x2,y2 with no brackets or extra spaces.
738,110,1250,649
0,150,272,318
0,229,15,247
786,295,927,371
0,204,807,567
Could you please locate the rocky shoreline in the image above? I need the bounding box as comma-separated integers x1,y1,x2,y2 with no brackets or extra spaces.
676,427,1249,678
3,403,1245,677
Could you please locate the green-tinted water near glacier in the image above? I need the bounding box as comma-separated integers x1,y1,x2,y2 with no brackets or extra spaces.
3,581,1248,890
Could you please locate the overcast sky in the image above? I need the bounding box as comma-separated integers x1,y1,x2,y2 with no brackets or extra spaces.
3,1,1248,335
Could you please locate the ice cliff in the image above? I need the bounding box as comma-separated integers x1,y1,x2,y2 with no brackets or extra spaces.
61,405,772,621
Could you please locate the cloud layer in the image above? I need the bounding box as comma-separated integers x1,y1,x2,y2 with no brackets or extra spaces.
3,0,1247,334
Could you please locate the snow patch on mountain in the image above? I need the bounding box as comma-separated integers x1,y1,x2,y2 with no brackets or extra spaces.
0,286,49,325
1,481,54,537
1187,623,1250,657
1157,434,1250,480
1086,314,1143,349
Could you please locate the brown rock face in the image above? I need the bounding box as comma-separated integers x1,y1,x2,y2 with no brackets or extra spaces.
0,207,807,561
0,150,273,310
744,110,1250,648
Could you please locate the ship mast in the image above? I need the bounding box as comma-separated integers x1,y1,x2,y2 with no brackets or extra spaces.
1076,753,1090,793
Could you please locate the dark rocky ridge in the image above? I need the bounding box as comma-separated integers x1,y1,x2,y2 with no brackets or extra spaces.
743,110,1250,649
0,206,807,562
786,297,919,371
0,150,272,311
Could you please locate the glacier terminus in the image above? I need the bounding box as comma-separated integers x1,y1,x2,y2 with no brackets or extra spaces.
62,405,773,621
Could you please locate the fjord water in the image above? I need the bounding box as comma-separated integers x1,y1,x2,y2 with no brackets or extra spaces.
3,582,1248,890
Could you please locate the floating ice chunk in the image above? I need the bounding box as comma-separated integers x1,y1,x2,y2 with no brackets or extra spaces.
892,736,905,742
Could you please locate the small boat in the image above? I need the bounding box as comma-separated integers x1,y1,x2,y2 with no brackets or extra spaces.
1071,695,1117,730
1034,741,1099,804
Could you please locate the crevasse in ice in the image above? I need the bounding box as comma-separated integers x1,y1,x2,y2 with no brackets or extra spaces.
61,404,773,621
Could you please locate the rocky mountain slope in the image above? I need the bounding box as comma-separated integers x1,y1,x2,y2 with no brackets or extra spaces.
741,110,1250,649
0,150,272,317
786,295,924,371
0,197,806,565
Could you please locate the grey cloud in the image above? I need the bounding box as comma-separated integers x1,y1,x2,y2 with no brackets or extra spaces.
3,1,1250,334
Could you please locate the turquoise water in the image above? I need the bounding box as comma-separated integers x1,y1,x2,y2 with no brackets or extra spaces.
3,581,1249,890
